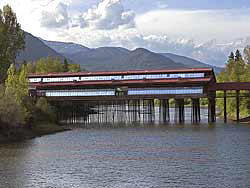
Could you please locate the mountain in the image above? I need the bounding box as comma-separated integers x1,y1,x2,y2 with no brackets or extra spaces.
70,47,185,71
185,37,250,67
42,40,90,55
160,53,222,73
42,39,221,72
16,33,222,73
16,32,68,63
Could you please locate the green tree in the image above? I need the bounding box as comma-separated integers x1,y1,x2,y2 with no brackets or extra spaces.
5,64,30,123
35,97,49,113
243,46,250,82
244,46,250,66
34,56,64,73
68,64,81,72
217,49,250,119
26,57,82,74
63,58,69,72
234,50,245,82
0,5,25,82
0,85,25,128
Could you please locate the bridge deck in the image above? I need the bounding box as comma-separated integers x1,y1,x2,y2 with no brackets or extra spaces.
209,82,250,91
47,94,207,102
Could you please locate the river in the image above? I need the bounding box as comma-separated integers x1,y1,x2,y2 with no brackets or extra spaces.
0,113,250,187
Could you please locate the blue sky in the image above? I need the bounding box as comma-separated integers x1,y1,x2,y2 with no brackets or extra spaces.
147,0,250,9
69,0,250,12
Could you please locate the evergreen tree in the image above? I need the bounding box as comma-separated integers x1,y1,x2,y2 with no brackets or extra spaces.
0,5,25,82
234,50,245,82
235,49,242,61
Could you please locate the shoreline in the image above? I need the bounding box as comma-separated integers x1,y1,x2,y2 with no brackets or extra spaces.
0,123,71,144
1,115,249,144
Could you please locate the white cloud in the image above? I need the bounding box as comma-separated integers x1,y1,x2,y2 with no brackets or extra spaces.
135,8,250,43
40,1,70,28
75,0,135,30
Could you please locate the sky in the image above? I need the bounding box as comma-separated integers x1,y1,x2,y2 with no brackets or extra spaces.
0,0,250,62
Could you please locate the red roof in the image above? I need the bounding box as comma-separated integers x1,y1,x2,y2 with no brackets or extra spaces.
28,68,214,78
30,77,212,88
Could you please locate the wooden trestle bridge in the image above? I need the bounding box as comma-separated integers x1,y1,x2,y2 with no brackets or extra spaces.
28,68,250,124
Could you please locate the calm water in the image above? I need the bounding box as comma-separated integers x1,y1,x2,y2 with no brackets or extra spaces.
1,122,250,187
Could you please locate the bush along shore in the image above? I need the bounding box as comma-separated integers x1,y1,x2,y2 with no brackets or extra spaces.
0,123,70,144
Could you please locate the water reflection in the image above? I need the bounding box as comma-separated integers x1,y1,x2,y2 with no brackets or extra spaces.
0,123,250,187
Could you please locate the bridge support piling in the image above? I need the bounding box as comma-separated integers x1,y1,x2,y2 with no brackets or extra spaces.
162,100,166,123
159,99,162,123
150,99,154,123
192,98,201,123
133,100,136,122
175,99,185,124
208,96,216,123
236,90,240,122
137,99,140,123
160,99,169,123
166,99,170,123
224,91,227,123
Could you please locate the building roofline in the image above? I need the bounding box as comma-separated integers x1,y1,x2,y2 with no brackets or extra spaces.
30,77,212,88
28,68,214,78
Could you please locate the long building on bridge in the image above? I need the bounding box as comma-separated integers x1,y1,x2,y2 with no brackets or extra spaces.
28,68,218,124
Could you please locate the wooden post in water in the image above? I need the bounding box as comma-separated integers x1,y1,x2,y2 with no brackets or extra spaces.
166,99,170,123
174,99,178,123
180,99,185,123
152,99,155,122
224,90,227,123
236,90,240,122
208,93,216,123
159,99,162,123
175,99,185,124
162,99,169,123
191,98,201,124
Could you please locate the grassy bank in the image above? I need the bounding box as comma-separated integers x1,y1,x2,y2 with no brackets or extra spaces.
0,123,70,144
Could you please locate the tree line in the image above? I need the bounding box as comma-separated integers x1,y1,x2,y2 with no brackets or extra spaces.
217,48,250,119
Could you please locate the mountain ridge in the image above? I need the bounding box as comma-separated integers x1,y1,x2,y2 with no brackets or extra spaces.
17,32,68,63
17,32,222,73
42,39,221,73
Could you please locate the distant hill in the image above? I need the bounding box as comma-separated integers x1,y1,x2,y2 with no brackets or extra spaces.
42,40,90,55
160,53,222,74
67,47,185,71
42,39,221,72
16,32,222,73
16,32,68,63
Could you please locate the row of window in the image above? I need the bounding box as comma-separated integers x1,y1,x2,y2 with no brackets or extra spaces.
128,88,203,95
44,89,115,97
42,87,203,97
29,73,205,83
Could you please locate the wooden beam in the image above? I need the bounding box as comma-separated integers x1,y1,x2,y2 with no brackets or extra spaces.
224,90,227,123
236,90,240,122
